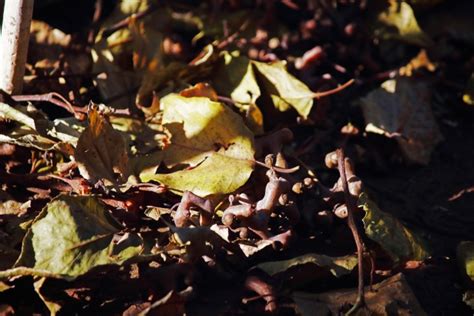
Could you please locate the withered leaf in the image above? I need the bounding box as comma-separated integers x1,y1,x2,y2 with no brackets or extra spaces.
74,107,129,187
360,78,443,165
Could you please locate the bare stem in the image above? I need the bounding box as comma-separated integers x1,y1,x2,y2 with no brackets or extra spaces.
0,0,34,94
336,148,365,314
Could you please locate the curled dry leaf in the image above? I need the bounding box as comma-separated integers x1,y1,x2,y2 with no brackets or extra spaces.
293,273,426,315
140,94,255,196
74,107,129,187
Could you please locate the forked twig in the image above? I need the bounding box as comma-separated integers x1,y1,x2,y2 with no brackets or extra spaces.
12,92,85,119
336,148,365,314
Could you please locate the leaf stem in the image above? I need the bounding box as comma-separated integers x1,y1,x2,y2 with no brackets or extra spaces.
314,79,354,99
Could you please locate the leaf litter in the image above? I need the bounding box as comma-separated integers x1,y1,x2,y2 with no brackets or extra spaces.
0,0,473,315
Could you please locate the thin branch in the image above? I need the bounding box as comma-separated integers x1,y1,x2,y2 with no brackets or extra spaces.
102,4,158,38
313,79,354,99
336,148,365,314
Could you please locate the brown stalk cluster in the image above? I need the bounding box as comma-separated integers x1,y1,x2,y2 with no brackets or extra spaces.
170,128,366,312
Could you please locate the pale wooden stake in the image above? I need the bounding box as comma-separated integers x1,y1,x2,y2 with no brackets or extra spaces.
0,0,34,94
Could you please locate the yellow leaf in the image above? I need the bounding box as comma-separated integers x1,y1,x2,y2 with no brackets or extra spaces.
140,94,255,196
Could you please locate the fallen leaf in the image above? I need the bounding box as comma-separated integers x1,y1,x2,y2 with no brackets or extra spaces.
0,281,13,292
74,107,129,187
360,77,443,164
213,52,261,106
179,82,218,100
253,60,314,119
293,273,426,315
140,94,255,196
255,253,358,278
0,102,80,153
374,1,432,47
213,52,263,133
359,193,430,263
1,195,143,280
457,241,474,284
238,239,274,257
92,0,151,108
34,278,62,316
170,225,242,261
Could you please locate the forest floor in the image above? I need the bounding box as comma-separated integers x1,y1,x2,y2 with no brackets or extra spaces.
1,0,474,315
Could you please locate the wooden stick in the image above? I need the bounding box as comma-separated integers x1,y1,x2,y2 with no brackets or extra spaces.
0,0,34,94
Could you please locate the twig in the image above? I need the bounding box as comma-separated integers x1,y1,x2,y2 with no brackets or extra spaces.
336,148,365,314
88,0,103,44
12,92,84,118
102,4,158,38
12,93,131,119
313,79,354,99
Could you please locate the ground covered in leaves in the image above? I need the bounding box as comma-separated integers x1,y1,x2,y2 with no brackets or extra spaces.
1,0,474,315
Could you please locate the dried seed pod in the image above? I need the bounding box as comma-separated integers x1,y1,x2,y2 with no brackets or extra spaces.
275,152,288,169
292,182,303,194
333,203,348,219
278,193,288,205
303,177,314,188
325,151,338,169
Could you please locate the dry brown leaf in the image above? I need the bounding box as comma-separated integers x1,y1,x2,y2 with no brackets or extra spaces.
74,107,129,187
293,273,426,315
179,82,218,100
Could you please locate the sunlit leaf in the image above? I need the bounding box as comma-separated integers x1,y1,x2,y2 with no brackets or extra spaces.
375,1,432,47
34,278,62,316
140,94,255,196
180,82,218,100
213,52,261,105
1,195,143,280
255,253,357,278
359,193,430,263
213,52,263,133
253,60,314,119
457,241,474,283
0,102,80,153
